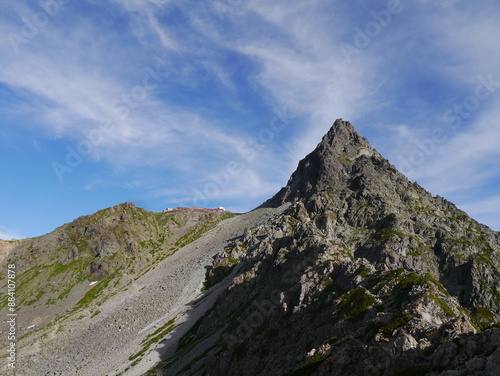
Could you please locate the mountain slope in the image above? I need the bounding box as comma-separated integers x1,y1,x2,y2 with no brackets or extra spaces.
157,119,500,376
0,203,234,328
2,119,499,376
0,203,249,375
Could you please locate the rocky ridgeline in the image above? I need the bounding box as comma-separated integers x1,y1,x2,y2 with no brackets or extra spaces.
158,120,500,376
0,203,234,349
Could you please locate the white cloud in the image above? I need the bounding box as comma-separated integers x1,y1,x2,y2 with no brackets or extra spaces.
186,0,382,166
408,97,500,194
1,0,499,225
0,7,251,167
146,11,180,51
110,0,180,52
118,1,500,220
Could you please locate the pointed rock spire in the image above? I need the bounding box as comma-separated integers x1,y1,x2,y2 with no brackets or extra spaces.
318,118,372,153
263,119,382,207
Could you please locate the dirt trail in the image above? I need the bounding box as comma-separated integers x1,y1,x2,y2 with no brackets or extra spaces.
15,205,287,376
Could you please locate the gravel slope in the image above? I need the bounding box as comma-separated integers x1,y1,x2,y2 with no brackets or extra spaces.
14,206,287,376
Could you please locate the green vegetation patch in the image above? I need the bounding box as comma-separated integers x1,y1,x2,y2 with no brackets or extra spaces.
129,318,177,362
382,312,413,337
13,265,47,301
429,296,455,317
337,287,375,323
227,252,240,266
74,272,118,310
398,272,427,290
475,307,495,320
356,264,371,278
392,272,427,307
425,273,449,295
140,233,167,256
365,312,413,338
24,290,46,306
176,305,219,354
377,228,406,242
471,307,499,330
366,268,405,291
476,254,495,268
142,370,159,376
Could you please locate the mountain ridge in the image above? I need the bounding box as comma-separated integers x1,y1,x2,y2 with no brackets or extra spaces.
159,119,500,375
1,119,499,376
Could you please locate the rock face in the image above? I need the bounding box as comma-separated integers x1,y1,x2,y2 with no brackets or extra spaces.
160,120,500,376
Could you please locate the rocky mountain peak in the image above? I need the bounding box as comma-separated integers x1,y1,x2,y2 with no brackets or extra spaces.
265,118,384,207
173,119,500,376
318,118,372,153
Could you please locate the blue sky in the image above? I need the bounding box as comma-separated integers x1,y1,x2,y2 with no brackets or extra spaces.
1,0,500,239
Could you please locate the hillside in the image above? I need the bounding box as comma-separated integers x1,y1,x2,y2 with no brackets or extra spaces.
2,120,499,376
0,203,251,375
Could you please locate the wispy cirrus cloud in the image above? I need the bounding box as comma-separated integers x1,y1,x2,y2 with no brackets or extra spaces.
1,0,499,236
1,4,248,164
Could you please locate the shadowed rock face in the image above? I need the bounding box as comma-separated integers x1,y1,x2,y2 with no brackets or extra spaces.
163,120,500,376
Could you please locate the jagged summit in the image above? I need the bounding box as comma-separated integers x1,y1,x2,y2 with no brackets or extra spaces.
265,118,389,207
318,118,371,152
